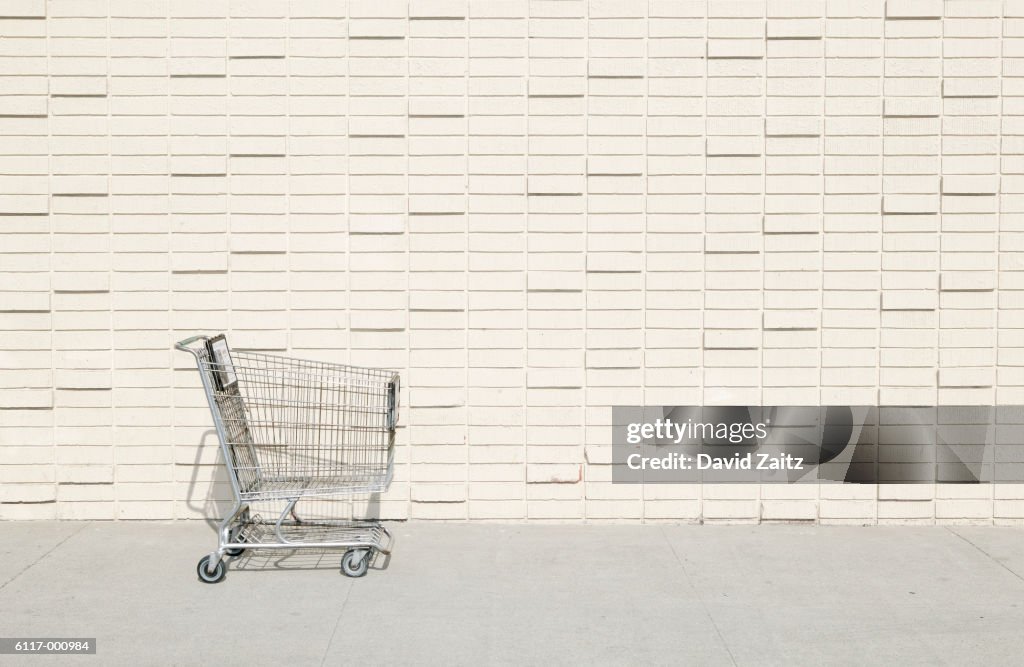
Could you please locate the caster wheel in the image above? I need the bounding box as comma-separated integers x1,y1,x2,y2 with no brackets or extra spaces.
341,549,371,578
225,527,246,557
197,555,226,584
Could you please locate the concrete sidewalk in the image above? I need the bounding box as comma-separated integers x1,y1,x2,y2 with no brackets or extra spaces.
2,523,1024,665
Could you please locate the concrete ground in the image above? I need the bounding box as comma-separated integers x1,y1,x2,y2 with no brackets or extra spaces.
2,523,1024,665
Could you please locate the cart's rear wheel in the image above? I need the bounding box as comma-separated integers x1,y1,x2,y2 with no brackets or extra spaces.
225,526,247,557
341,549,371,578
197,555,226,584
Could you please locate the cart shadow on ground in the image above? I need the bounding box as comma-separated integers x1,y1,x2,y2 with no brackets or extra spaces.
225,547,393,575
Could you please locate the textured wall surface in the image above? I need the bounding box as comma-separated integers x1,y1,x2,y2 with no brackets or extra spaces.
2,0,1024,522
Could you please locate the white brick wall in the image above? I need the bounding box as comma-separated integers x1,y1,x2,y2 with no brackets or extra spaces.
1,0,1023,524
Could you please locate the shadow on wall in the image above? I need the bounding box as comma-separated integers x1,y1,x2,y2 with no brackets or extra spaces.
184,429,232,531
184,428,384,530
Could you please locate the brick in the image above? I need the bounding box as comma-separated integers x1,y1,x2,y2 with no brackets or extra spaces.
0,0,45,17
526,464,581,484
885,0,941,18
410,484,467,503
704,330,761,350
938,367,994,388
703,500,760,521
881,291,937,311
0,389,52,409
940,271,996,292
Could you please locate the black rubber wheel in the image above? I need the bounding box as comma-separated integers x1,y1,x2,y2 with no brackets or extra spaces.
341,549,371,578
197,555,226,584
225,527,246,557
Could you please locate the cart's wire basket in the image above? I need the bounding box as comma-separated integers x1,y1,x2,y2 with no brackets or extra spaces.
195,344,399,501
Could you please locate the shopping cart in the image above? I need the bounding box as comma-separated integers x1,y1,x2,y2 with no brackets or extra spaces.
176,334,399,583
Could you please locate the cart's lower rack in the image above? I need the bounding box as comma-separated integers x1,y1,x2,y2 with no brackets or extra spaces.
196,512,393,582
229,513,392,554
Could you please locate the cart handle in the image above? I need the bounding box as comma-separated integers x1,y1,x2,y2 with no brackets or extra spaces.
175,334,210,352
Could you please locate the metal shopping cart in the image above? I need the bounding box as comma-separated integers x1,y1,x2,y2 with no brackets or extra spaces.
176,334,399,583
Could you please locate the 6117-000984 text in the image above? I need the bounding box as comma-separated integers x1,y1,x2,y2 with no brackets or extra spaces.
0,639,96,655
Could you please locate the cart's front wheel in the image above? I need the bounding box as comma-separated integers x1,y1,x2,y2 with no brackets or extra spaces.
197,555,226,584
341,549,371,578
225,527,247,557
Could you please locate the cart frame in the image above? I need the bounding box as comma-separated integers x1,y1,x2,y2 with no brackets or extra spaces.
176,334,399,582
